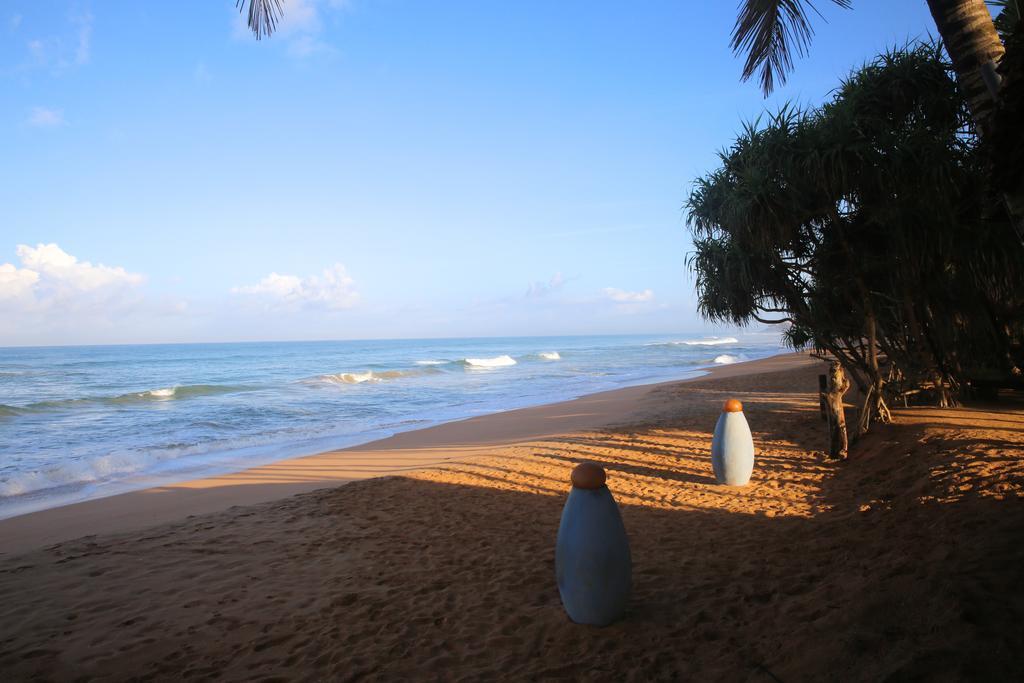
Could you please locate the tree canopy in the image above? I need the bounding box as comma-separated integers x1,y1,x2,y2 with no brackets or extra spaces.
687,43,1024,434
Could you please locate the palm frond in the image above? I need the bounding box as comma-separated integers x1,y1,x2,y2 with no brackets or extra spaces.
987,0,1021,41
730,0,852,96
237,0,284,40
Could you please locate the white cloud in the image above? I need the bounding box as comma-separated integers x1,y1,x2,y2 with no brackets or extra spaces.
18,11,91,74
27,107,63,127
233,263,358,310
72,11,92,65
0,243,144,312
287,34,335,58
18,243,142,290
278,0,322,35
603,287,654,303
27,39,46,63
0,263,39,301
525,272,566,298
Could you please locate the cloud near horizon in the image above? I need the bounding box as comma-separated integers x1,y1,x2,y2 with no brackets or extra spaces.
0,243,144,312
603,287,654,303
525,272,567,298
232,263,359,311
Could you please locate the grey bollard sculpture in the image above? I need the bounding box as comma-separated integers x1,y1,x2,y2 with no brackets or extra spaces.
711,398,755,486
555,462,631,626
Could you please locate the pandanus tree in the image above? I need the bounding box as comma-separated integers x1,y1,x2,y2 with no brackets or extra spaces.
687,44,1024,437
733,1,1024,233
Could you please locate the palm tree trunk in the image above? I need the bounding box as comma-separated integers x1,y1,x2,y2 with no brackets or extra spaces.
926,0,1006,133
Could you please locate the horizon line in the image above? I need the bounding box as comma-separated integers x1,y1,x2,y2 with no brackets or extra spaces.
0,330,768,351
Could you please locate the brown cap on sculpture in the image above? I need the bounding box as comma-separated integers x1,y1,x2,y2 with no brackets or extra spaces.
723,399,743,413
570,462,607,489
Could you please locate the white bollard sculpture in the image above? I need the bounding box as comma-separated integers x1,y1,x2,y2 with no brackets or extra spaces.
555,462,631,626
711,399,755,486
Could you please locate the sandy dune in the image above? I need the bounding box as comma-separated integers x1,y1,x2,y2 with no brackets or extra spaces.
1,355,1022,680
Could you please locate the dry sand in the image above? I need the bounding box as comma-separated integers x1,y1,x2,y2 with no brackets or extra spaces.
0,354,1022,680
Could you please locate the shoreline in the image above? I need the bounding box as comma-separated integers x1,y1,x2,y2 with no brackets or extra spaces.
2,350,1021,679
0,351,810,555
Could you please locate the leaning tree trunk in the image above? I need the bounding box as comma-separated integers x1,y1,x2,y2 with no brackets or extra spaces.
990,14,1024,241
824,361,851,460
926,0,1006,133
856,310,892,437
929,2,1024,245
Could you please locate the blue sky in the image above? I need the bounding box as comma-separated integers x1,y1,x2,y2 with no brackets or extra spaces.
1,1,938,346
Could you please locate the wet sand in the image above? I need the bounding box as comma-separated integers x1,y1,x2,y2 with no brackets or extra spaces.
1,353,1022,680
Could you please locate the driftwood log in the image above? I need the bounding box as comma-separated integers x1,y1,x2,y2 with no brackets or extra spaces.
823,361,851,460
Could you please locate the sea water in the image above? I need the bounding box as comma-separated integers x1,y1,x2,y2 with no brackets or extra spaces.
0,333,783,518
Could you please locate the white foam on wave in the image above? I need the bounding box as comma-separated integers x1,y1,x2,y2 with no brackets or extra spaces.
143,387,177,398
680,337,738,347
713,354,745,364
0,450,158,498
644,337,740,348
464,354,517,368
0,432,291,502
538,351,561,360
310,367,442,386
415,360,447,366
318,371,378,384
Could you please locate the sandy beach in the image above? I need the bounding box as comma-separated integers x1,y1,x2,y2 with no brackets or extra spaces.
1,353,1022,680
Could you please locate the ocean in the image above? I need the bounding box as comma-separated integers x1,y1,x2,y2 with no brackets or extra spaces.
0,333,783,518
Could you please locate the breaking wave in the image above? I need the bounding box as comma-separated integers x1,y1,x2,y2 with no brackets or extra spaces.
462,355,517,368
677,337,739,347
713,354,748,365
0,384,255,415
310,367,441,385
0,450,160,498
0,435,281,499
538,351,561,360
317,371,379,385
645,337,739,348
0,404,23,418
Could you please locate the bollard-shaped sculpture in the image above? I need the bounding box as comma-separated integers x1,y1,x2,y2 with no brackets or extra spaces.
711,399,755,486
555,462,631,626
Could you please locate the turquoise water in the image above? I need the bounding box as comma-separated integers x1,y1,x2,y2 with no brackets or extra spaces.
0,333,782,517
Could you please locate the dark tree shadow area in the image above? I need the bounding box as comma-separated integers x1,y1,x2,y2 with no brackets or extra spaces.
0,462,1021,681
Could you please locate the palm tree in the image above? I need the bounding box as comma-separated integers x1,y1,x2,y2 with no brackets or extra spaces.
731,0,1005,132
924,0,1007,131
730,0,852,95
237,0,283,41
